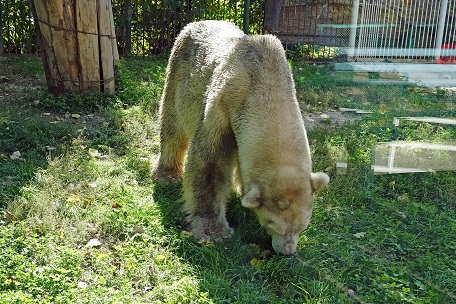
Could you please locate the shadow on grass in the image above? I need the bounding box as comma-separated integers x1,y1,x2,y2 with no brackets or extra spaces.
151,181,272,248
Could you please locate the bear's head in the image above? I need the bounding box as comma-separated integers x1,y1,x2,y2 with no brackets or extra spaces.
241,168,329,255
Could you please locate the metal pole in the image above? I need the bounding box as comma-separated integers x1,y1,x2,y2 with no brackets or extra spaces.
243,0,250,34
125,0,132,55
435,0,448,60
348,0,360,60
0,4,3,54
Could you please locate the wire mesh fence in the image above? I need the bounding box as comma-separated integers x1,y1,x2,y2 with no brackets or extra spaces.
1,0,456,62
112,0,264,55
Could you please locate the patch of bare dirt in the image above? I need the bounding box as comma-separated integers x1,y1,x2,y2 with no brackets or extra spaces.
302,109,366,129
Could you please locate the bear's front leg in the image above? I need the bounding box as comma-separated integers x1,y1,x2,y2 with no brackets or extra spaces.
182,129,237,242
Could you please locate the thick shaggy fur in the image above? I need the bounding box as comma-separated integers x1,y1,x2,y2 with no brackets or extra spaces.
153,20,329,255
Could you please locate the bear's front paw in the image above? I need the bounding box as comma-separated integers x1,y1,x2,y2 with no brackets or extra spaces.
189,216,233,243
152,166,183,183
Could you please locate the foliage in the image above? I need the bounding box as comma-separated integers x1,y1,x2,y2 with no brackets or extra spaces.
112,0,264,55
0,56,455,303
2,0,264,55
1,0,37,54
286,43,345,61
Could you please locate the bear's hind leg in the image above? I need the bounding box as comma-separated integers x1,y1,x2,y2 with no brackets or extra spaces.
183,129,237,242
153,104,189,183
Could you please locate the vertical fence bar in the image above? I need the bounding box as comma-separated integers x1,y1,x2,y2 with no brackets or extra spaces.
392,0,400,56
357,0,366,59
422,0,431,57
450,1,456,47
379,0,388,59
435,0,449,60
348,0,360,60
443,0,454,59
125,0,132,55
412,0,421,58
243,0,250,34
431,0,439,56
365,0,373,58
384,0,392,57
0,3,3,54
374,1,381,57
411,0,417,57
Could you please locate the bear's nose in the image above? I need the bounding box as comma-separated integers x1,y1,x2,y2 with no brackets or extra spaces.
272,235,298,255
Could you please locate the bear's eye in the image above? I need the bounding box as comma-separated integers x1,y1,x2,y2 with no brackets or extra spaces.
276,200,290,210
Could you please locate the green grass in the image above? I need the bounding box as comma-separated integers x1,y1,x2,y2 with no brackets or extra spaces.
1,55,455,303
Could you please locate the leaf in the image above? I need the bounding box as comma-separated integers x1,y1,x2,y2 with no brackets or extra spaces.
88,148,101,158
71,113,81,119
86,238,102,248
250,258,264,268
180,230,193,238
112,202,122,209
155,254,166,263
9,151,21,160
2,211,14,220
197,239,214,246
353,232,366,239
67,194,81,202
132,277,141,283
133,225,145,233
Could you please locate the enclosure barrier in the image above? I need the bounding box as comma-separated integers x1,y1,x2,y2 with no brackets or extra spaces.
350,0,456,61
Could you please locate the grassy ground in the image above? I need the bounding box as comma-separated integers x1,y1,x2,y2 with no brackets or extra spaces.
0,55,455,303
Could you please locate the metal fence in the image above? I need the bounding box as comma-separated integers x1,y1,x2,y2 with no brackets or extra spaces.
112,0,264,55
2,0,455,62
350,0,456,62
0,0,263,56
278,0,353,48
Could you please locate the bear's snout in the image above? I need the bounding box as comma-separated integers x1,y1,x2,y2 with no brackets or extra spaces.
271,234,299,256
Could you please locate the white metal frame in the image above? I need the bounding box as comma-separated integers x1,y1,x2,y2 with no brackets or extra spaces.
349,0,455,61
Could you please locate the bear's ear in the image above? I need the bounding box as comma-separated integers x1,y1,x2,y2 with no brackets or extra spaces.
310,172,330,193
241,186,261,209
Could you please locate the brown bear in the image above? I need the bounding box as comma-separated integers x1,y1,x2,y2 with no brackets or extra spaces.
153,20,329,255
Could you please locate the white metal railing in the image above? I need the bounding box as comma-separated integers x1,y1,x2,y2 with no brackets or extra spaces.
349,0,456,61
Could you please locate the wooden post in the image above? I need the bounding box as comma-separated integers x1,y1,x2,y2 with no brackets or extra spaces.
29,0,118,94
98,0,119,94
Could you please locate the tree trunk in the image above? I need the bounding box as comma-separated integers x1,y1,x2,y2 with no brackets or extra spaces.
263,0,284,34
29,0,118,94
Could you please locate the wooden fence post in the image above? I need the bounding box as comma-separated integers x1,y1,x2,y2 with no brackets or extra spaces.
30,0,118,95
